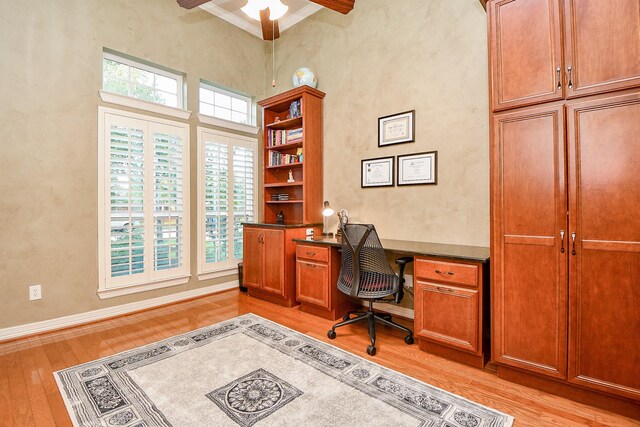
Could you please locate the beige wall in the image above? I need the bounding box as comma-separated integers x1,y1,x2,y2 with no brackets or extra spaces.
0,0,488,330
0,0,266,329
266,0,489,246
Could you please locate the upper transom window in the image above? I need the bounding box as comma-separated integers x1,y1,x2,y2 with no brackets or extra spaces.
103,51,184,109
199,82,253,125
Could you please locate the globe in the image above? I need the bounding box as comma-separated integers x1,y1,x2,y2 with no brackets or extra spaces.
292,67,317,89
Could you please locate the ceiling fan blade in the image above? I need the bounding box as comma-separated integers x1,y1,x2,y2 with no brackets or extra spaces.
260,9,280,41
309,0,355,14
176,0,210,9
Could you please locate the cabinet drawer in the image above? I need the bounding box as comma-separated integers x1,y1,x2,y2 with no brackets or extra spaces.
414,281,480,354
414,258,478,287
296,260,330,309
296,245,329,263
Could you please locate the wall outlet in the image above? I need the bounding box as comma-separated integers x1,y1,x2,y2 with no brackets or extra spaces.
29,284,41,301
403,274,414,289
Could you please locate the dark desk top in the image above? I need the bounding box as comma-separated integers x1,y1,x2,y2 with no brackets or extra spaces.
292,237,490,263
243,222,322,229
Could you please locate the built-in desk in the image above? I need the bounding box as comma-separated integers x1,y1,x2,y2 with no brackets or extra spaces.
292,237,490,369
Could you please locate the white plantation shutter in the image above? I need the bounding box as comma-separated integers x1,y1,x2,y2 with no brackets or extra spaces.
204,141,229,264
232,146,255,259
99,107,190,297
198,128,256,277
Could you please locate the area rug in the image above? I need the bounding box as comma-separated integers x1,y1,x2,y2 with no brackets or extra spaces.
55,313,514,427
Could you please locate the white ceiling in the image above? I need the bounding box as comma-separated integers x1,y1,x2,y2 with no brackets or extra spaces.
198,0,323,39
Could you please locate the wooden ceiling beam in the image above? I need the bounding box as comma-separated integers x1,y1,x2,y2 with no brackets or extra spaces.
309,0,355,15
479,0,487,10
260,9,280,40
177,0,211,9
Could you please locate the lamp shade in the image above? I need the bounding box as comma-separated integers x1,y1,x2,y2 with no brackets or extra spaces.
322,201,335,216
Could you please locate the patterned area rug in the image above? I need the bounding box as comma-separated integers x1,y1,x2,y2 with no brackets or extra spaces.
55,314,514,427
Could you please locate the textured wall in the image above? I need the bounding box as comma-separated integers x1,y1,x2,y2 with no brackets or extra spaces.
265,0,489,246
0,0,266,328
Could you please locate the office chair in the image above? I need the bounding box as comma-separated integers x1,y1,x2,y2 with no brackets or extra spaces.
327,223,414,356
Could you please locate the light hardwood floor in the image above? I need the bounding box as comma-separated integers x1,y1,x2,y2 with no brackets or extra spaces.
0,290,638,426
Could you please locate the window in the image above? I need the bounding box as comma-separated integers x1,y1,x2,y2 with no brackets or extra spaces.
103,51,184,109
199,82,253,125
98,107,190,298
197,128,256,278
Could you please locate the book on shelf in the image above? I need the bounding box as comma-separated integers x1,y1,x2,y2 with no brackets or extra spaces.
267,128,304,147
289,100,302,118
267,150,302,167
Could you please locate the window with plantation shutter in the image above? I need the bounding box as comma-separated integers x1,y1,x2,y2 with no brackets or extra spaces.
197,128,256,278
98,107,190,298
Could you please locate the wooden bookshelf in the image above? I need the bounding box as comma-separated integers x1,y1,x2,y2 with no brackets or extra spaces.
258,86,325,225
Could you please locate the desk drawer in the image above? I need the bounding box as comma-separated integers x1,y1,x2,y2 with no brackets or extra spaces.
415,258,478,287
296,245,329,263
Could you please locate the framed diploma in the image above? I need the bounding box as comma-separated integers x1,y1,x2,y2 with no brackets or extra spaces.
397,151,437,186
378,110,415,147
361,156,395,188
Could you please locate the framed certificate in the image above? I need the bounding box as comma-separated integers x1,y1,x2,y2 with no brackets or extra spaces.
361,156,394,188
397,151,437,186
378,110,415,147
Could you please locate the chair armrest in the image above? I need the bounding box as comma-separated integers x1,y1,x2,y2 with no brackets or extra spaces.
395,256,414,266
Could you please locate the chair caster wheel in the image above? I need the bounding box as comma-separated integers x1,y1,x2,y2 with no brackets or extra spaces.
327,330,336,339
366,345,377,356
405,335,414,345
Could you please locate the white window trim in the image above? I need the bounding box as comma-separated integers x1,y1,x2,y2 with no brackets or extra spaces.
199,81,255,126
103,51,186,109
98,106,191,299
100,90,192,120
197,113,259,134
197,127,257,280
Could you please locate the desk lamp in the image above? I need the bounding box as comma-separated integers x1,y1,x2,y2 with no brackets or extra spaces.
322,201,335,237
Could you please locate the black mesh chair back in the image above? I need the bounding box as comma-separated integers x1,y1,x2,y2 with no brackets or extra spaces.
337,224,400,300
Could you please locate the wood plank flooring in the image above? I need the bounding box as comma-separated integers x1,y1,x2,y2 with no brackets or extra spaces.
0,290,638,426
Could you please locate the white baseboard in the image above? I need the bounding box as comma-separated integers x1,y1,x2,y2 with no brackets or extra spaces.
0,281,238,342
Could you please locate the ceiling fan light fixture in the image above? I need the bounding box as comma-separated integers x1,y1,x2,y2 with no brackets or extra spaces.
241,0,269,21
267,0,288,20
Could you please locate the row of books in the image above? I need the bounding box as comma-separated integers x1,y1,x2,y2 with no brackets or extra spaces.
267,150,301,167
267,127,303,147
270,193,290,201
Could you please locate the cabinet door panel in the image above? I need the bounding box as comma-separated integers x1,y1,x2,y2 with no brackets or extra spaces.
414,282,479,354
296,260,330,309
491,105,568,379
489,0,563,111
564,0,640,98
567,92,640,400
243,228,263,289
262,229,285,296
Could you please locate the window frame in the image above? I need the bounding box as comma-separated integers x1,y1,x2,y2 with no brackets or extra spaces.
197,127,258,279
98,107,191,299
103,51,185,110
199,81,255,126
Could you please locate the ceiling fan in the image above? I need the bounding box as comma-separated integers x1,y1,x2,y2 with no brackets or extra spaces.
177,0,355,40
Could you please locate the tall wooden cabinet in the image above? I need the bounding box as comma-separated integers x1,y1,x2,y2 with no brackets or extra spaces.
488,0,640,411
242,87,324,307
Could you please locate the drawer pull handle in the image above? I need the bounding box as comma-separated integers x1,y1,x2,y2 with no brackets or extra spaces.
435,269,455,275
556,66,562,89
571,232,577,256
560,230,565,253
568,65,573,89
436,287,455,293
306,251,316,256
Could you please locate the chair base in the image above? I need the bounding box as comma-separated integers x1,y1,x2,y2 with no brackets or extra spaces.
327,301,414,355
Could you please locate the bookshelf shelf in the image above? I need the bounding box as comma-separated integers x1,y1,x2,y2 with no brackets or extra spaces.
266,162,303,170
264,182,304,188
265,200,303,204
266,116,303,130
265,141,303,151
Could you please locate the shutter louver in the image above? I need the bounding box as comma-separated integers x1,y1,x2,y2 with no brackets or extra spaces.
109,124,145,278
153,132,184,271
204,142,229,263
233,145,255,259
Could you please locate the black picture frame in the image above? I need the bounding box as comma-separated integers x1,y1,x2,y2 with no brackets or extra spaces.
361,156,395,188
378,110,415,147
397,151,437,186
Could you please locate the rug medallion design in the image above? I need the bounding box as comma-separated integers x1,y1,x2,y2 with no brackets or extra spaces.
55,314,514,426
